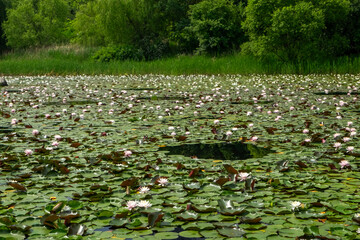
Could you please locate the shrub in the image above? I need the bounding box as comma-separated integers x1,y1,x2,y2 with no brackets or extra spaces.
92,45,144,62
242,0,351,62
188,0,246,55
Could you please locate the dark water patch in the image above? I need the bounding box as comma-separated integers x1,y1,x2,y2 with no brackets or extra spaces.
118,88,158,91
138,96,188,101
3,89,21,93
231,100,273,105
314,91,359,95
94,226,112,232
44,100,97,106
159,142,273,160
0,127,14,133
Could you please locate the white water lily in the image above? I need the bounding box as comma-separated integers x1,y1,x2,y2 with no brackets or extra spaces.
138,186,150,194
158,178,169,186
291,201,302,210
238,172,250,181
138,200,152,209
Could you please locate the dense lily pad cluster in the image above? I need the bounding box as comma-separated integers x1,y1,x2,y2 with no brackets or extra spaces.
0,74,360,239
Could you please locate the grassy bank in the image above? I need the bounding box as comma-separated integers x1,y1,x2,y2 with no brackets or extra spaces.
1,46,360,75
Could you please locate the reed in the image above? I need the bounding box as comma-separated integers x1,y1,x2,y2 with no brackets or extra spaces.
1,47,360,75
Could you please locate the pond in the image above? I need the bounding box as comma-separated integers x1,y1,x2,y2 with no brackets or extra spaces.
0,74,359,239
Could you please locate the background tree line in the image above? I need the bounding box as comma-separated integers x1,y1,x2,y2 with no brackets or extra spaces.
0,0,360,63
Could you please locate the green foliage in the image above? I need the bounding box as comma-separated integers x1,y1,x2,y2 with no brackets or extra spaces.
71,1,105,46
343,0,360,55
243,0,352,62
0,0,7,53
188,0,246,54
2,0,70,49
92,45,144,62
72,0,172,60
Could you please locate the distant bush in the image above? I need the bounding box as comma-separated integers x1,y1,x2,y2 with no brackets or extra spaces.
242,0,351,62
92,45,144,62
188,0,246,55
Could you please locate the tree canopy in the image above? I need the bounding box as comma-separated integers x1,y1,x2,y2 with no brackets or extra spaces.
1,0,360,61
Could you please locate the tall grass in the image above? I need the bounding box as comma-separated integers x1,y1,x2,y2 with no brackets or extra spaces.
1,46,360,75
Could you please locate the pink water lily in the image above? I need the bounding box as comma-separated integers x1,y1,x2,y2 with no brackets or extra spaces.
126,200,138,210
339,160,350,168
24,149,33,156
124,150,132,157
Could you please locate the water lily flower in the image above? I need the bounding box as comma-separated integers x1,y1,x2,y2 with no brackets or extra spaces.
32,130,39,136
291,201,302,210
346,146,354,152
52,141,59,147
348,121,353,126
11,109,15,113
171,132,176,137
248,123,254,128
168,126,175,130
333,142,342,149
226,131,232,136
158,178,169,186
11,118,17,125
214,120,220,125
250,136,258,141
333,133,341,138
350,131,357,136
246,111,252,116
303,129,309,134
137,200,152,209
124,150,132,157
54,135,62,140
138,186,150,194
45,114,51,119
339,160,350,168
126,200,138,210
275,116,282,121
24,149,33,156
304,138,311,142
185,131,191,135
289,106,295,111
343,137,351,142
238,172,250,181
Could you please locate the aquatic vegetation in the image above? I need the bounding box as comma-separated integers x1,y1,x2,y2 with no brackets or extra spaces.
0,74,359,239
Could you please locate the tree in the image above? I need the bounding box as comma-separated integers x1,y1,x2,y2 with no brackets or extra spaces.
0,0,7,53
242,0,351,62
71,0,105,46
188,0,246,54
2,0,70,49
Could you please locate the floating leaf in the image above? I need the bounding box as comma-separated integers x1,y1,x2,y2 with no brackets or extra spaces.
217,227,245,238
